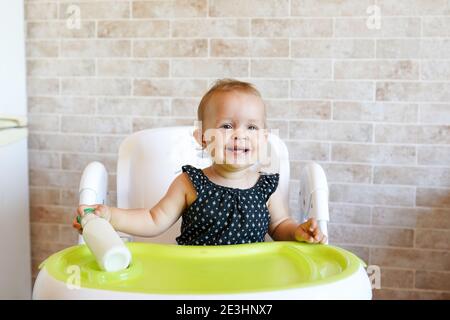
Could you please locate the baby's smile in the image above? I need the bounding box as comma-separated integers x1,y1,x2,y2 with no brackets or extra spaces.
225,144,251,156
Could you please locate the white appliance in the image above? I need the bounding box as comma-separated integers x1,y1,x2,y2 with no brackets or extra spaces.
0,0,32,298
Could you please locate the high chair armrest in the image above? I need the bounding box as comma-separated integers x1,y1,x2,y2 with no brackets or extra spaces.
79,161,108,206
299,162,330,244
78,161,109,244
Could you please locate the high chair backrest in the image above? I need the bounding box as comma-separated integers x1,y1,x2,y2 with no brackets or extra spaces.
117,126,290,243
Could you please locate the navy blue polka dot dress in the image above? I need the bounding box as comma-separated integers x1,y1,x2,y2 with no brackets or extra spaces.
176,164,280,246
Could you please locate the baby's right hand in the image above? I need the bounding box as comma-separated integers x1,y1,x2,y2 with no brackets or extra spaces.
73,204,111,234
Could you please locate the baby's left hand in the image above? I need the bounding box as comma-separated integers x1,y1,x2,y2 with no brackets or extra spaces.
294,218,327,244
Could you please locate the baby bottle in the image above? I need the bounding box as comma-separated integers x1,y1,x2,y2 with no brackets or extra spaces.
78,208,132,272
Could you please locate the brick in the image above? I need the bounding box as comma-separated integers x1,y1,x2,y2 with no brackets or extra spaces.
97,59,169,77
376,39,421,59
292,39,374,59
172,19,249,37
329,203,372,224
59,2,130,19
374,124,450,144
371,247,450,271
30,170,81,188
335,17,421,38
211,39,289,57
291,80,374,100
329,224,414,247
210,0,288,17
61,40,131,57
29,133,96,152
286,141,329,161
26,40,59,58
332,143,416,164
133,79,207,97
291,0,373,16
30,206,72,224
422,61,450,80
27,21,95,38
415,271,450,291
25,2,58,20
415,229,450,250
333,102,417,123
28,114,60,132
171,98,200,117
329,184,415,206
267,100,331,120
96,136,126,154
251,80,289,98
97,98,171,116
377,82,450,102
417,188,450,208
171,59,248,78
27,59,95,77
378,0,450,16
419,104,450,124
28,97,96,115
61,115,132,134
29,151,61,170
374,166,450,187
252,18,332,37
30,188,60,206
380,268,414,289
418,146,450,166
373,207,450,229
98,20,169,38
134,39,207,57
31,223,59,243
133,117,194,131
27,78,59,96
289,121,372,142
251,59,331,79
133,0,207,18
61,153,117,172
423,17,450,37
373,288,450,300
61,78,131,96
334,60,419,80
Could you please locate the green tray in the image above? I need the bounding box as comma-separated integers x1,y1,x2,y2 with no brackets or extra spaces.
40,241,366,295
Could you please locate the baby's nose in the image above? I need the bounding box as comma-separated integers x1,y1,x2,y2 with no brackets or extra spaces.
232,129,249,140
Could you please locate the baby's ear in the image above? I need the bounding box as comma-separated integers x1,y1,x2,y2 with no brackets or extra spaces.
193,128,205,149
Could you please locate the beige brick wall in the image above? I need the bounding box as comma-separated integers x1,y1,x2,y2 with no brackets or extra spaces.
25,0,450,299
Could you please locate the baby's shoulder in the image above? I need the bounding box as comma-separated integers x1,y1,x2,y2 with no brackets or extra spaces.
173,170,195,191
258,171,280,184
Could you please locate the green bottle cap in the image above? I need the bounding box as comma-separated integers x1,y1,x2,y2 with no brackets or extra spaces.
77,207,95,224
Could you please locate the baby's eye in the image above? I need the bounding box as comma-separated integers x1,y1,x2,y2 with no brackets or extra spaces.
221,124,233,129
248,125,259,130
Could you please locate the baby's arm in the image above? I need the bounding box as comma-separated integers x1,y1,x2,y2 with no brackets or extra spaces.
76,173,190,237
267,187,327,244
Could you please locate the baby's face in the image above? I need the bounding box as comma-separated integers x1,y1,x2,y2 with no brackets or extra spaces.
200,91,268,169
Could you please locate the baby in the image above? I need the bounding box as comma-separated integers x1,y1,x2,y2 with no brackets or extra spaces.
73,79,326,245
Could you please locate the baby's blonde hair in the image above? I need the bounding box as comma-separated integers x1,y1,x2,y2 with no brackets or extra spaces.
197,79,266,125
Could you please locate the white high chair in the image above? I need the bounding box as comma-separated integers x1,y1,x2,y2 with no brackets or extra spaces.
34,126,375,300
78,126,330,244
